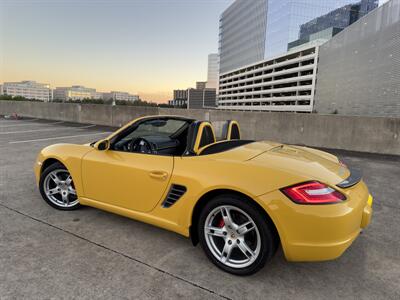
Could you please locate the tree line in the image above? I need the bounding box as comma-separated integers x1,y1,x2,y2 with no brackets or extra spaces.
0,95,175,108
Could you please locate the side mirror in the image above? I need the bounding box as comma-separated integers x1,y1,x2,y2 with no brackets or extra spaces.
94,139,110,151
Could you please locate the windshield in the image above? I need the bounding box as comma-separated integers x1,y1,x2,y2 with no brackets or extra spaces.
124,118,188,140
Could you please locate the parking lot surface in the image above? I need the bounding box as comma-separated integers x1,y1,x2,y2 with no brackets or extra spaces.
1,117,399,299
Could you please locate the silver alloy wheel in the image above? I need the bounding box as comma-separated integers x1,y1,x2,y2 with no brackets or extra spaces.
43,169,78,208
204,205,261,269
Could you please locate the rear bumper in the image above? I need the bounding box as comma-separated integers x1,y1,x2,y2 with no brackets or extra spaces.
257,181,372,262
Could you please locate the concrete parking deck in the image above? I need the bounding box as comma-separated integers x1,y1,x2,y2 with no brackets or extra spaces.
1,117,399,299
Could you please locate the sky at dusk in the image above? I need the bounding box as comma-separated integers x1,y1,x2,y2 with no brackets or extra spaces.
0,0,232,102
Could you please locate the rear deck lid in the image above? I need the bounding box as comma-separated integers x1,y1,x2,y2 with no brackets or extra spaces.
212,141,283,161
248,144,351,186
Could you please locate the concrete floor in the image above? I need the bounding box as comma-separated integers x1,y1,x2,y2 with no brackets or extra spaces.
0,117,399,299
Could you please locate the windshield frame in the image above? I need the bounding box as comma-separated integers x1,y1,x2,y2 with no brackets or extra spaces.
109,116,193,150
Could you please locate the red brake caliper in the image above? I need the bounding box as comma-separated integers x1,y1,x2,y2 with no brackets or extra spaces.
217,217,225,228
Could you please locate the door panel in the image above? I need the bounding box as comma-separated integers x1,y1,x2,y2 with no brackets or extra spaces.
82,149,173,212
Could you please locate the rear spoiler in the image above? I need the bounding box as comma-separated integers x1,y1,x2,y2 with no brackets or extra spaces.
336,169,362,188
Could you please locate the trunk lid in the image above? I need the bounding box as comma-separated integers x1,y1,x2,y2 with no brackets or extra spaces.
247,144,350,186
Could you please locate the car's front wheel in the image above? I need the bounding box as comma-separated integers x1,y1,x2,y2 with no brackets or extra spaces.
39,162,80,210
198,194,277,275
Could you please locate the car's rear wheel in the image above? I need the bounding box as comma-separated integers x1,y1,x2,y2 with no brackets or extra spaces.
39,162,80,210
198,194,277,275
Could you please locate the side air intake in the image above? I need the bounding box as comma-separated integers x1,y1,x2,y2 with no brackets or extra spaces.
162,184,187,208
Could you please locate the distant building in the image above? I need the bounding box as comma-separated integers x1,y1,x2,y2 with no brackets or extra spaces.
187,88,217,109
173,89,188,101
102,91,139,102
53,85,100,101
169,99,187,107
172,83,217,109
92,92,103,100
196,82,207,90
218,46,318,112
170,89,188,107
203,89,217,108
1,81,52,101
206,53,219,90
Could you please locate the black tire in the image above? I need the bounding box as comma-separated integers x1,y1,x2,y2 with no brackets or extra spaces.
198,194,277,276
39,162,81,211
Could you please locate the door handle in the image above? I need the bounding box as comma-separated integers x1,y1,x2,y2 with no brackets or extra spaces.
149,170,168,180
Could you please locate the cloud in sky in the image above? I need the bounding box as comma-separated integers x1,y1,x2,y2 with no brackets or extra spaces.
0,0,231,102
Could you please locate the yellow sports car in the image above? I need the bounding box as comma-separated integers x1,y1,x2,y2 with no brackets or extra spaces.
34,115,373,275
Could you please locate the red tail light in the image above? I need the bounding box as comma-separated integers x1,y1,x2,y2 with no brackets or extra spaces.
281,181,346,204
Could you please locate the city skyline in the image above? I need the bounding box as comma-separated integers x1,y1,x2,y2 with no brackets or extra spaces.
0,0,231,103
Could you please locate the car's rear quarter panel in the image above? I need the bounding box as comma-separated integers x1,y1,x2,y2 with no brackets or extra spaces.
257,180,370,261
167,154,312,231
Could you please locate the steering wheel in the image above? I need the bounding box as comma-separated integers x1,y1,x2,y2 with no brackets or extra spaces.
128,137,156,154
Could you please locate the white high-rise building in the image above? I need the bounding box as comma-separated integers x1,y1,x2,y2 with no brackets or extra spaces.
206,53,219,90
1,81,52,101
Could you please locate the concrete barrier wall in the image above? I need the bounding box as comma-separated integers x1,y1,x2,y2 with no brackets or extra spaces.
1,101,399,155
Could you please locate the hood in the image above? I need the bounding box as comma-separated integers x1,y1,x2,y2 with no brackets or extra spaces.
246,144,350,186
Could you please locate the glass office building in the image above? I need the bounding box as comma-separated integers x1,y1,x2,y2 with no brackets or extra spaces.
265,0,378,58
219,0,378,74
219,0,268,74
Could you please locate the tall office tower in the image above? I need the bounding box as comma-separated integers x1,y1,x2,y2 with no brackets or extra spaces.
219,0,268,74
218,0,378,74
206,53,219,90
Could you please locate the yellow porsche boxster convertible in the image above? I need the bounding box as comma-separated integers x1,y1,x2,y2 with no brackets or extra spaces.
34,115,373,275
